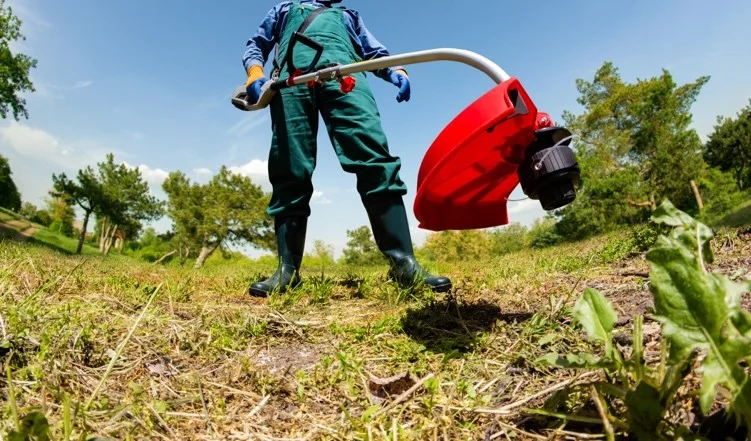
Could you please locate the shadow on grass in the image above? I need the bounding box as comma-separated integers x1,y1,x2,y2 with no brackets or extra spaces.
0,223,97,257
400,298,531,357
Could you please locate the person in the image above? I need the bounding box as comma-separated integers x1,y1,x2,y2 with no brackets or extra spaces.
242,0,451,297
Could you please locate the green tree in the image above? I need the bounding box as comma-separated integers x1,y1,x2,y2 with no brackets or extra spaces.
19,201,36,219
419,229,490,262
162,166,274,268
488,222,528,255
47,197,75,237
0,153,21,211
555,61,709,239
96,153,164,254
703,99,751,191
31,208,51,227
0,0,37,120
51,166,109,254
341,226,386,266
305,239,336,267
527,217,562,249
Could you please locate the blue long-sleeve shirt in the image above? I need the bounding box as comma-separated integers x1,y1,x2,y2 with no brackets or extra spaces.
243,1,401,82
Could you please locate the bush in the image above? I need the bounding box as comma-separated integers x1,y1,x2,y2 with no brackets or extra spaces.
19,202,37,219
49,219,74,238
31,210,52,227
697,168,748,223
488,223,528,255
527,217,562,249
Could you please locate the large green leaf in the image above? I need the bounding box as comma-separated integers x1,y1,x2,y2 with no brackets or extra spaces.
624,381,667,441
647,200,751,421
573,288,618,358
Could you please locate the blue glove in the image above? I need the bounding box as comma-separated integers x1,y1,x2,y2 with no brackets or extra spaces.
245,65,267,104
389,69,410,103
246,78,266,105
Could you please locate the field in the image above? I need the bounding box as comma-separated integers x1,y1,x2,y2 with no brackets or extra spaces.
1,207,751,440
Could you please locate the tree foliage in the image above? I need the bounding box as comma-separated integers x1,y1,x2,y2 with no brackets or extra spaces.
420,229,490,262
341,226,385,266
50,166,108,254
162,166,274,268
0,153,21,211
47,197,75,237
0,0,37,120
96,153,163,253
703,99,751,191
555,61,710,239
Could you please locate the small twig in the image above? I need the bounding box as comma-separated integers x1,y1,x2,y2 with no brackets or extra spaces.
492,420,547,440
497,372,598,412
248,395,270,418
590,385,615,441
374,373,435,418
144,401,178,439
85,283,162,409
54,258,88,297
197,375,212,432
204,380,263,400
0,312,6,339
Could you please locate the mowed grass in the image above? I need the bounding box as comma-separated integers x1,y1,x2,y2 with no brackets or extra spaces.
0,223,749,440
0,207,99,256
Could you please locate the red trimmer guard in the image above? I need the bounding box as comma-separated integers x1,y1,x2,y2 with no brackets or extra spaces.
414,78,540,231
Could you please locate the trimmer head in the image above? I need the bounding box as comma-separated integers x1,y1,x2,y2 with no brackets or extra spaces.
414,78,579,231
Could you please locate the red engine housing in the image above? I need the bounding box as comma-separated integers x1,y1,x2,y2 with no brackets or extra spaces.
414,78,548,231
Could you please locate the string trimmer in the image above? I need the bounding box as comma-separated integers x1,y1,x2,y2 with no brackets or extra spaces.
231,48,580,231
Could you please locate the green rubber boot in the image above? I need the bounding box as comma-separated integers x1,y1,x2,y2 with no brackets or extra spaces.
249,216,307,297
365,195,452,292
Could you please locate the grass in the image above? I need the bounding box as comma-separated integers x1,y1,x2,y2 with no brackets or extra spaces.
0,213,749,439
712,199,751,228
0,207,100,256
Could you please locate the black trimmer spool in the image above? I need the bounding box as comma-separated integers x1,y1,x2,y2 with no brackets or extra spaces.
518,126,580,211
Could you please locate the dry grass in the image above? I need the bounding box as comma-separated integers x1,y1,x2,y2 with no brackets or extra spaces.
1,226,749,440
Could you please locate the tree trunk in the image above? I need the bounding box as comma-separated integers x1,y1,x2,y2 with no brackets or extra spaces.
76,211,91,255
104,224,117,255
690,179,704,210
99,218,110,252
194,242,219,269
154,249,177,265
117,237,124,253
179,246,190,266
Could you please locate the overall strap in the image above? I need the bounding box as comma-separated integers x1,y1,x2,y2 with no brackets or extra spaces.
273,3,331,75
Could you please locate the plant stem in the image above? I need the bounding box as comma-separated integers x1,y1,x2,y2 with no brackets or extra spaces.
85,283,162,409
63,392,72,441
6,363,19,432
590,385,615,441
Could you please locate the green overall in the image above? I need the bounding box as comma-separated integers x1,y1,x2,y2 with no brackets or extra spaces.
267,1,407,218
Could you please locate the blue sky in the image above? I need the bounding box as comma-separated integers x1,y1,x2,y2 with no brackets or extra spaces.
2,0,750,258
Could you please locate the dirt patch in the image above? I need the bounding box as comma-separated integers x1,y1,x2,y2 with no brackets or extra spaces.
253,342,332,375
0,219,37,242
582,232,751,329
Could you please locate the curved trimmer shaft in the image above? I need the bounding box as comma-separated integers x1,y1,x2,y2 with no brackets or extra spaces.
231,48,512,111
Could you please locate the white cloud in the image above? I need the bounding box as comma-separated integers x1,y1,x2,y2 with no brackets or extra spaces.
0,121,94,169
228,159,271,190
127,163,169,185
193,167,212,176
507,199,538,214
312,190,332,205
